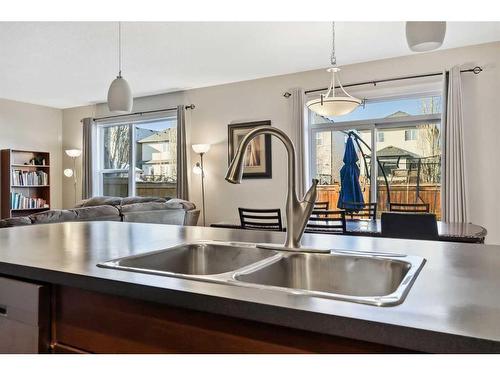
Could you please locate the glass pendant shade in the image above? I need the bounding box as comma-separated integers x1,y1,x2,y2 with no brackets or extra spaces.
107,76,133,113
306,67,361,117
406,21,446,52
63,169,74,178
306,97,361,117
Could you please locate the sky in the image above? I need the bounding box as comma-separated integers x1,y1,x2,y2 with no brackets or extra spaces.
328,95,442,123
136,118,177,131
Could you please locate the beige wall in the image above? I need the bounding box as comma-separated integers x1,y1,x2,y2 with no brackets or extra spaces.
61,105,96,208
0,98,63,211
62,41,500,244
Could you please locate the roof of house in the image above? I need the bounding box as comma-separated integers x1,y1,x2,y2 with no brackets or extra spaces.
386,110,411,118
138,128,175,143
376,145,420,159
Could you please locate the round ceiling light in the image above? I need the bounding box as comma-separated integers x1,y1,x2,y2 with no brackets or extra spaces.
406,21,446,52
306,23,362,118
306,67,362,117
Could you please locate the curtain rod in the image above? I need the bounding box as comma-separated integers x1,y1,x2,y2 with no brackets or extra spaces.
93,104,195,121
283,66,483,98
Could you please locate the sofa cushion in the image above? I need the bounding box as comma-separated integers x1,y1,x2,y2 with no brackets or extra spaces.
0,216,33,228
120,202,175,213
122,209,186,225
164,199,196,211
120,196,167,206
76,196,123,208
73,206,121,221
29,209,78,224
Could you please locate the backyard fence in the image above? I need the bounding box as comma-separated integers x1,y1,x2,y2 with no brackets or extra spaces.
317,183,441,219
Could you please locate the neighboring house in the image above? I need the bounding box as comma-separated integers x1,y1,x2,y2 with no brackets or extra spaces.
136,128,177,182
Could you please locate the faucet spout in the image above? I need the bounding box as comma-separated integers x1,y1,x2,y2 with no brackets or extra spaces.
225,126,317,250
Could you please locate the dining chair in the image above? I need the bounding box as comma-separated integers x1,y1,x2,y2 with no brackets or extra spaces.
381,212,438,241
341,201,377,220
305,210,346,234
314,201,329,211
389,202,430,213
238,208,283,232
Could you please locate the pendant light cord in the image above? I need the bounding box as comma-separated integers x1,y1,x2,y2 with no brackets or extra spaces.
330,21,336,67
118,21,122,78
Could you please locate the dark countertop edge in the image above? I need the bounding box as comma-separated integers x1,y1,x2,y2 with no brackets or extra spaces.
1,261,498,353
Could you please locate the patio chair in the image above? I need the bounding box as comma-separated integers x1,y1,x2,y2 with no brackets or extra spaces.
305,210,346,234
389,202,430,213
342,202,377,220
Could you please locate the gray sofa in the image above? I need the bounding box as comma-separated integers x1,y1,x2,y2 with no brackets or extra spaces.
0,196,199,228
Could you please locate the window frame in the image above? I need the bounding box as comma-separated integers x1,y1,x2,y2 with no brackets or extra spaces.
308,97,442,208
95,113,177,197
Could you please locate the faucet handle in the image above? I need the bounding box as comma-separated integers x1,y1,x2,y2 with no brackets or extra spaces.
303,179,319,204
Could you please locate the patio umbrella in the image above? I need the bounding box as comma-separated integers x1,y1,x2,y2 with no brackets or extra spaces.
337,136,364,211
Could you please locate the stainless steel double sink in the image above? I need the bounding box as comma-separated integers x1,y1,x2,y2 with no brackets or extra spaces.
98,240,425,306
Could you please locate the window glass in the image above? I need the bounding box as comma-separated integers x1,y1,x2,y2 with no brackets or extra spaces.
103,125,130,169
310,94,442,218
377,123,441,218
135,118,177,198
310,95,441,124
96,115,177,198
314,129,372,206
103,172,129,197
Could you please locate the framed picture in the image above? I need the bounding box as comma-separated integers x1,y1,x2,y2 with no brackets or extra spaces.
228,120,272,179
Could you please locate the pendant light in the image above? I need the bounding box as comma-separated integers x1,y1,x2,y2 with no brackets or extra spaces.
306,22,361,117
107,22,133,113
406,21,446,52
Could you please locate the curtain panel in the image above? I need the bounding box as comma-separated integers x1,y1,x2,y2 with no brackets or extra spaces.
441,66,468,223
81,117,96,200
176,105,189,200
289,88,308,197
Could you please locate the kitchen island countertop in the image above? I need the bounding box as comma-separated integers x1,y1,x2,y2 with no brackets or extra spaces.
0,221,499,353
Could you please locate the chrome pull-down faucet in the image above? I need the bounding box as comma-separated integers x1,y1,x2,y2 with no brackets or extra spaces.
225,126,320,251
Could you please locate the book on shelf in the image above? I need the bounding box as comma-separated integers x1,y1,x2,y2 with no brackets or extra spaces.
11,169,48,186
10,192,48,210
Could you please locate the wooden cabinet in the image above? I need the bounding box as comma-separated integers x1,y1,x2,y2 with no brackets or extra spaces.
0,276,50,353
51,286,409,354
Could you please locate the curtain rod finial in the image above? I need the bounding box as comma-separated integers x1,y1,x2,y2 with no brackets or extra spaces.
472,66,483,74
283,92,291,98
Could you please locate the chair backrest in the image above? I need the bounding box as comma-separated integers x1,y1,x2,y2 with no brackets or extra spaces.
342,201,377,220
381,212,438,241
306,210,346,234
238,208,283,231
314,201,329,211
389,202,430,213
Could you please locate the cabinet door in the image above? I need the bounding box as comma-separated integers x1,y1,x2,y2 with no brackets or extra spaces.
0,276,50,353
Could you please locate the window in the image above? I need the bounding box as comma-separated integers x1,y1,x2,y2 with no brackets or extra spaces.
405,129,418,141
309,94,442,218
96,115,178,198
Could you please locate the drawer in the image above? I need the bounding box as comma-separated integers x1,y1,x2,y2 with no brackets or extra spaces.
0,276,46,326
0,276,50,353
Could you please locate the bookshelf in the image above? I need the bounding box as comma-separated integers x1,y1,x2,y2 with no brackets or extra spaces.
1,149,51,219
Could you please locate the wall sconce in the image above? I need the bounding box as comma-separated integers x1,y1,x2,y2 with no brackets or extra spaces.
192,144,210,226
